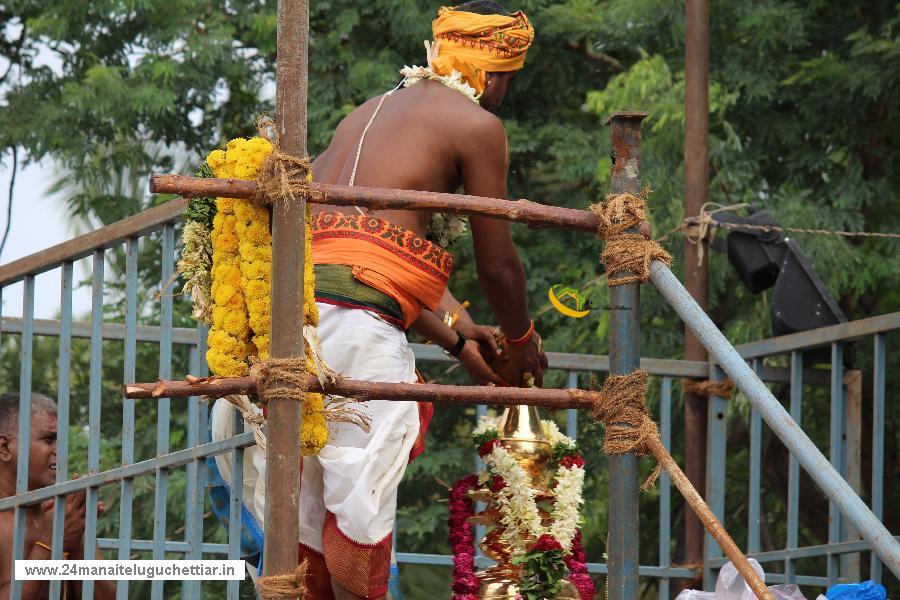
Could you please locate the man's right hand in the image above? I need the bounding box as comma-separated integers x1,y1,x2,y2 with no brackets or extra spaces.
32,499,57,545
500,333,547,388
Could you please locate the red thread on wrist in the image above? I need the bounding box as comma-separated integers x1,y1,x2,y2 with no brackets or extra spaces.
506,320,535,346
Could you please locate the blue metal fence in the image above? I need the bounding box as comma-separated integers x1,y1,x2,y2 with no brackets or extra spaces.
0,204,896,598
700,319,899,590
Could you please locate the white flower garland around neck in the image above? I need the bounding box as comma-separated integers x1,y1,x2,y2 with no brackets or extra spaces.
400,39,481,104
399,64,481,104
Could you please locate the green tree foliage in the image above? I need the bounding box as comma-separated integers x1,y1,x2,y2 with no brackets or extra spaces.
2,0,899,597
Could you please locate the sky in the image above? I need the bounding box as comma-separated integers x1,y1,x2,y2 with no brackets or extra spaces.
0,158,95,321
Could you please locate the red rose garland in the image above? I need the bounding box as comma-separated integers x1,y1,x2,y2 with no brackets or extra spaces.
450,475,479,600
565,530,595,600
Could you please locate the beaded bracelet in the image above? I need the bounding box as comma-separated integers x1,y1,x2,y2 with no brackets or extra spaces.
506,320,535,346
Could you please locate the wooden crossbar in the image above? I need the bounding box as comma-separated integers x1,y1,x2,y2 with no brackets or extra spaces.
150,173,600,231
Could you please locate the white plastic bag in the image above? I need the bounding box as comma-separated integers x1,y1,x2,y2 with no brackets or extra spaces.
675,559,807,600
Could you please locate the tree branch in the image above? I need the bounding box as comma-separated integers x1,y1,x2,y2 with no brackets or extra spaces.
564,39,623,72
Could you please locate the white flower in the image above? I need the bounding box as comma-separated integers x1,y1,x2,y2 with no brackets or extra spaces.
473,417,586,559
485,444,543,557
398,64,481,104
542,419,576,450
473,415,501,437
551,465,585,551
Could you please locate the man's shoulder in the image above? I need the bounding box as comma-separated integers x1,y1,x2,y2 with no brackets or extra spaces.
440,93,504,134
401,82,505,138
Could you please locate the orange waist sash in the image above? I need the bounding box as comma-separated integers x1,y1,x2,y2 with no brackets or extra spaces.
311,211,453,328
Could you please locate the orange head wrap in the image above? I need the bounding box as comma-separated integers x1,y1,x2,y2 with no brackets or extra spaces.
429,5,535,95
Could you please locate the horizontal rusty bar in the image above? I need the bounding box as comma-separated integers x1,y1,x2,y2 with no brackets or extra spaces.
150,174,600,231
735,312,900,358
0,199,187,287
123,374,601,408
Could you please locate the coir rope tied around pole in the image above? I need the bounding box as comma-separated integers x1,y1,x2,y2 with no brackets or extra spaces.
250,356,372,433
253,116,326,206
589,192,673,286
590,369,662,490
683,378,734,399
252,356,310,406
589,370,776,598
257,559,308,599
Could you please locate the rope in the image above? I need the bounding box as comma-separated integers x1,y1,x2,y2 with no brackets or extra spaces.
657,202,900,260
253,116,326,206
713,220,900,239
589,369,662,489
590,193,673,286
257,560,308,599
251,356,372,432
253,356,309,406
222,394,268,450
682,202,749,265
682,378,734,399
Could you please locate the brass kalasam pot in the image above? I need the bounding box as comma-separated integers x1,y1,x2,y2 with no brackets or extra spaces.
473,405,580,599
497,404,554,490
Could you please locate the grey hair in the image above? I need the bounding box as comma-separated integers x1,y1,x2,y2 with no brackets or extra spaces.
0,393,57,435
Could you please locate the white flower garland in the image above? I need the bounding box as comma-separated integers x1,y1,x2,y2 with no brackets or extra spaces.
551,465,585,552
399,65,481,104
486,444,543,556
474,416,585,556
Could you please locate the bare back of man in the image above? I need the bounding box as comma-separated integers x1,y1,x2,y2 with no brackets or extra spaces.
312,78,508,235
311,75,547,387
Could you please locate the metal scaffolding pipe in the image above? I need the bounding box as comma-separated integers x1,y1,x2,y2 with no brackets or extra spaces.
605,110,647,599
683,0,712,571
649,260,900,579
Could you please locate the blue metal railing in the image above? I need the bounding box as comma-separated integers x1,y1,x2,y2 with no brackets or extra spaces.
700,319,899,590
0,203,896,598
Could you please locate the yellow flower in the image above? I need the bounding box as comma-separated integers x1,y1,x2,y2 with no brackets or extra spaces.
207,149,228,178
300,395,328,456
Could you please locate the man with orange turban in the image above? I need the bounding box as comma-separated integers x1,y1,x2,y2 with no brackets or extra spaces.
295,3,543,598
427,4,534,97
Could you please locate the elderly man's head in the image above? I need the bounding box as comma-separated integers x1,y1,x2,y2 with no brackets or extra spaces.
0,393,59,491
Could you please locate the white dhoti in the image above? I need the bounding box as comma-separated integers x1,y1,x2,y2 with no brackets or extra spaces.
211,303,423,598
300,303,421,597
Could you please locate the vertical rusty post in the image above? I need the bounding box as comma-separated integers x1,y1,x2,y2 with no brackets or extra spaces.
263,0,308,585
605,111,647,599
683,0,710,573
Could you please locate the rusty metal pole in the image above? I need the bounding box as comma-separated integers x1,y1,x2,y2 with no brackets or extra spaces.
605,111,647,599
263,0,308,585
683,0,710,575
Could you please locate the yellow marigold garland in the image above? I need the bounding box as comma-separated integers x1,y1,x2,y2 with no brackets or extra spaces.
300,204,327,455
205,136,327,455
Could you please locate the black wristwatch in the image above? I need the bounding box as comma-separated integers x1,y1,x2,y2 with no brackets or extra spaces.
443,332,467,358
